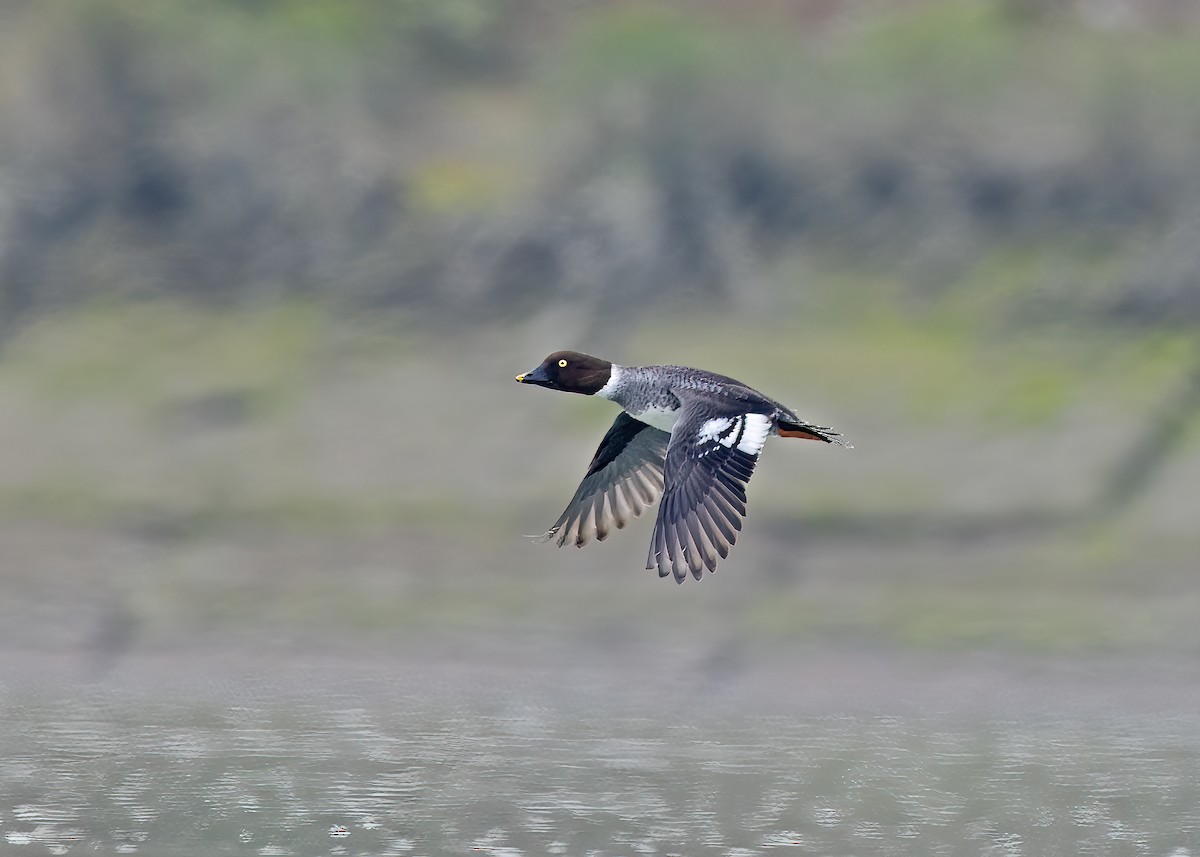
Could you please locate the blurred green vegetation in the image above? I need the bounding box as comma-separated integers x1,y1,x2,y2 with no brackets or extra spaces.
0,294,1193,522
5,0,1200,318
0,297,1195,657
1,1,1200,660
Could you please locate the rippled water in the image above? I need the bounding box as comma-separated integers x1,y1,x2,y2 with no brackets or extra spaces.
1,654,1199,856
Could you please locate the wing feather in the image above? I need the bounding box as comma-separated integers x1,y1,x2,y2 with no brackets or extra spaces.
646,408,771,581
535,412,670,549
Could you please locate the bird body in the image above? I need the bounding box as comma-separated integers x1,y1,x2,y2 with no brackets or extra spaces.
516,351,848,582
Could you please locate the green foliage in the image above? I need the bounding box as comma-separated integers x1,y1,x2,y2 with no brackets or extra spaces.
558,6,731,87
630,272,1191,434
840,1,1024,104
546,5,797,108
3,302,323,408
83,0,509,103
3,3,1200,658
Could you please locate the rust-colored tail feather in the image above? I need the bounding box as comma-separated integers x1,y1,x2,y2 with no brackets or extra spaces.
778,425,828,441
777,419,852,447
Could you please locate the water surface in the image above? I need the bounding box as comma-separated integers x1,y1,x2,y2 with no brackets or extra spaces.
1,651,1198,855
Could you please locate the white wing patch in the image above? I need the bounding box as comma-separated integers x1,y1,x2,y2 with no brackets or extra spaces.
736,413,771,455
697,417,735,445
694,413,771,457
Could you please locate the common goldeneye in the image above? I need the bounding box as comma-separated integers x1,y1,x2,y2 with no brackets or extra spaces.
516,351,849,582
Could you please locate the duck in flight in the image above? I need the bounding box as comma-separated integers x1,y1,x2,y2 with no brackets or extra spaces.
516,351,849,582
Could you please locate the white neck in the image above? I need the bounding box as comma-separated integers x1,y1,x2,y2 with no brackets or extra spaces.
595,364,623,400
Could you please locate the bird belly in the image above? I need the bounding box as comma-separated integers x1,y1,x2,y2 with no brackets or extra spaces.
629,404,680,432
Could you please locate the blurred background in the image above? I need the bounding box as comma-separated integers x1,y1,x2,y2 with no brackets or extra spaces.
2,0,1198,665
2,1,1200,850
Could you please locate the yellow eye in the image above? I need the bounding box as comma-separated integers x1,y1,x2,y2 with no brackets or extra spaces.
558,359,568,368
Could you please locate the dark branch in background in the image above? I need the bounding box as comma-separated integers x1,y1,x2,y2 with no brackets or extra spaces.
751,348,1200,556
1095,352,1200,518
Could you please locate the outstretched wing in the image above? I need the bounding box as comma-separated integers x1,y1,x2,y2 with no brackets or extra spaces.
536,412,670,548
647,407,773,582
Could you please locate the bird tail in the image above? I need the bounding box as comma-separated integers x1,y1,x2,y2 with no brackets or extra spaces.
777,418,852,448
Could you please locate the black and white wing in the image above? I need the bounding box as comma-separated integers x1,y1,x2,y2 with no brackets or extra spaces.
647,406,773,582
536,412,670,548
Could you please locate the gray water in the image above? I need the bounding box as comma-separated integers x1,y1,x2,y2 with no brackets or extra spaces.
2,653,1199,856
